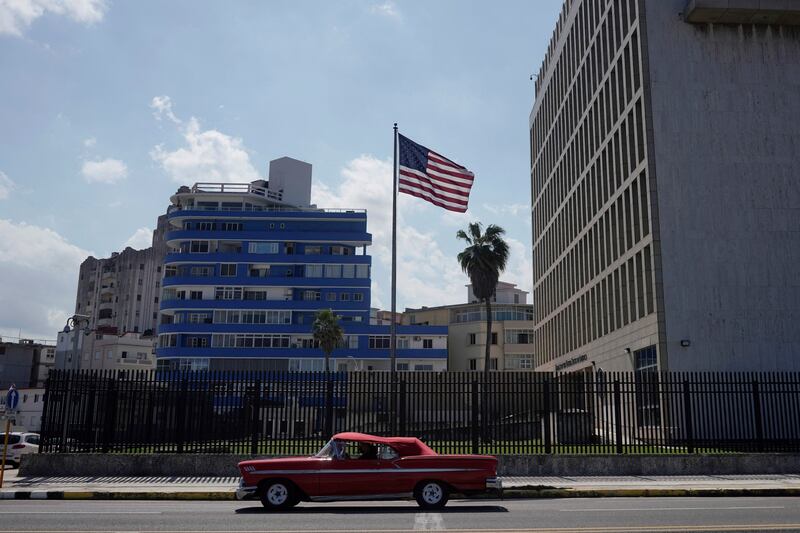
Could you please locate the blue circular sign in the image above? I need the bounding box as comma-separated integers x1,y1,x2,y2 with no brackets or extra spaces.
6,388,19,411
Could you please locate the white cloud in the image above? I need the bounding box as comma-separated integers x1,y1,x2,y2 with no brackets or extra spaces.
483,202,530,218
83,136,96,148
150,95,181,125
370,1,401,20
151,113,261,184
122,227,152,250
0,0,107,37
312,155,469,311
81,157,127,184
0,171,16,199
0,220,91,340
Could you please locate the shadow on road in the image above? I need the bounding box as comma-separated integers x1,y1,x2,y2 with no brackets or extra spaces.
235,504,508,514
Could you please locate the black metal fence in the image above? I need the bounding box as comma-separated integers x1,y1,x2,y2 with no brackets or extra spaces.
39,370,800,455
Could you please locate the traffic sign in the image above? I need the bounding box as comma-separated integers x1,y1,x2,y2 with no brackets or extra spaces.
5,387,18,412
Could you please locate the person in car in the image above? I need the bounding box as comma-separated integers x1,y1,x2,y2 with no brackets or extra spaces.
358,442,377,459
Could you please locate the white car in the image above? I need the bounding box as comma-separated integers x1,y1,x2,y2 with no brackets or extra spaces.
1,432,39,468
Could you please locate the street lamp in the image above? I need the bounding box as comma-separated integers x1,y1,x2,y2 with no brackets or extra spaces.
63,314,91,371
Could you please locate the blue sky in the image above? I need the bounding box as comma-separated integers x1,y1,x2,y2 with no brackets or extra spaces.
0,0,562,340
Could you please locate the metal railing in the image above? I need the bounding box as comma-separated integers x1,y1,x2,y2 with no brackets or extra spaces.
39,370,800,455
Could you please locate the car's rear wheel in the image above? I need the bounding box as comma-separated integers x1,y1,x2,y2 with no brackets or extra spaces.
414,480,449,509
259,481,298,510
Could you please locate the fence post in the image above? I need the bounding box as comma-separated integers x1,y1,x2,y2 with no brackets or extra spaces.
613,380,623,454
683,380,694,453
59,376,72,453
543,378,552,454
102,379,118,453
324,375,334,439
398,379,407,437
250,379,261,456
471,379,479,454
39,370,53,453
176,378,188,454
752,379,764,452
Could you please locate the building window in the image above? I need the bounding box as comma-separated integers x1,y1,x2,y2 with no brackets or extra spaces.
489,358,498,370
340,293,350,301
248,242,279,254
137,294,142,301
397,363,409,371
355,264,369,278
491,332,498,344
422,339,433,349
342,264,355,278
505,329,535,344
326,293,336,301
221,222,242,231
414,364,433,371
220,264,237,277
304,245,322,255
397,337,409,349
634,345,661,427
368,336,391,349
215,287,242,300
188,337,208,348
352,293,364,302
190,290,203,300
121,351,128,359
305,264,323,278
468,333,476,345
249,264,270,277
302,290,321,301
189,241,209,253
324,264,342,278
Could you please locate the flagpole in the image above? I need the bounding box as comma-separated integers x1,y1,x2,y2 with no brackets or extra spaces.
390,123,398,378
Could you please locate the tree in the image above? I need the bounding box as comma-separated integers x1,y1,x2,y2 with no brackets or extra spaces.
312,309,344,438
312,309,344,373
456,222,509,442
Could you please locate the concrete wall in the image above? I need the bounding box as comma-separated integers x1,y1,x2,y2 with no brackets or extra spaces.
644,0,800,371
19,453,800,478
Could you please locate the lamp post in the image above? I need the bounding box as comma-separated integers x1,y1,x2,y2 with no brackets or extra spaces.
63,314,91,370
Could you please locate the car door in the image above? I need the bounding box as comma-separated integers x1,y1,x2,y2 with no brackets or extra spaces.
316,441,383,497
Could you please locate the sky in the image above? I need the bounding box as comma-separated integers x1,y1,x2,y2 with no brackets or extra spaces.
0,0,563,342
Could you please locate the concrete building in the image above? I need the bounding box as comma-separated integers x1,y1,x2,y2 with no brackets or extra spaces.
54,328,155,372
0,339,56,389
529,0,800,374
403,282,535,371
156,157,447,372
74,215,169,336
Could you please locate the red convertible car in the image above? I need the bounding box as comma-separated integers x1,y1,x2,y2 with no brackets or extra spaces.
236,432,500,510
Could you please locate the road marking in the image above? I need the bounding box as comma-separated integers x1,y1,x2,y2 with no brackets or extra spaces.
414,511,445,530
0,511,162,515
560,505,786,512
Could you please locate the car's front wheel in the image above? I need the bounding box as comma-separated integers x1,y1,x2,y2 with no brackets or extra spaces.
415,480,449,509
259,481,298,510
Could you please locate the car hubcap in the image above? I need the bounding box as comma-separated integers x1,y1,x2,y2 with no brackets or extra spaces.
267,484,288,505
422,483,442,504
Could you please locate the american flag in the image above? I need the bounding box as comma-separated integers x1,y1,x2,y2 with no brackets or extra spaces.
398,134,474,213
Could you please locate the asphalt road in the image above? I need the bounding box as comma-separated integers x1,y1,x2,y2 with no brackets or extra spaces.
1,497,800,532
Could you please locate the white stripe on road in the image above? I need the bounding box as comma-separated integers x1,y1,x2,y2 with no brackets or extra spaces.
560,506,785,512
0,511,162,514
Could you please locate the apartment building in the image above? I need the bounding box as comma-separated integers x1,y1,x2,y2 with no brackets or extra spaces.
156,157,447,372
74,215,169,335
404,282,535,371
530,0,800,374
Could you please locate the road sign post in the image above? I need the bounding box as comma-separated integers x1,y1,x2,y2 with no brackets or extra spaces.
1,386,19,487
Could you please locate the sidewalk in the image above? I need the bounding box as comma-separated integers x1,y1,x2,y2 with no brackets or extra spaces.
2,469,800,500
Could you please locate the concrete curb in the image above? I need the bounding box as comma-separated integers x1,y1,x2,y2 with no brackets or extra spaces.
3,487,800,500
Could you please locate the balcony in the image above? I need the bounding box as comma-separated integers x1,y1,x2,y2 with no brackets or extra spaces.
164,230,371,246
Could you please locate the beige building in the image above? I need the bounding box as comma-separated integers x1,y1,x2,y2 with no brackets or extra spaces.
74,215,169,336
403,282,535,371
55,329,155,372
530,0,800,374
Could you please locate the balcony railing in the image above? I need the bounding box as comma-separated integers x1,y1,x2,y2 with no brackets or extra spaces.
167,204,366,215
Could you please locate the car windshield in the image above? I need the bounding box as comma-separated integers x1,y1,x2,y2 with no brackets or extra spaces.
0,435,21,445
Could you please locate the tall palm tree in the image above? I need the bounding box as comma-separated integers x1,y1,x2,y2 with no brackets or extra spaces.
312,309,344,438
312,309,344,373
456,222,509,442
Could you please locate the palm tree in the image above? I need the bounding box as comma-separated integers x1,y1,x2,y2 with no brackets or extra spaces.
312,309,344,438
456,222,509,442
312,309,344,373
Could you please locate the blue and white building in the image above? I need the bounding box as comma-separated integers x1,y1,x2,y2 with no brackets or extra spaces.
156,157,447,372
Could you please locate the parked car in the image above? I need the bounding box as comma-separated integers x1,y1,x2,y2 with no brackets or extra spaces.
237,432,500,510
1,432,39,468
